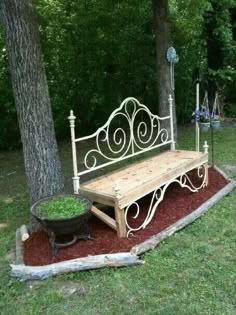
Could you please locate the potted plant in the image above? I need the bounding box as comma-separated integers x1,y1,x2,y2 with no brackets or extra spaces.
31,194,92,246
211,113,221,129
192,107,210,132
211,91,221,130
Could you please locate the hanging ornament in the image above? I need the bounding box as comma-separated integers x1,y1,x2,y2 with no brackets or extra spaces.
166,47,179,91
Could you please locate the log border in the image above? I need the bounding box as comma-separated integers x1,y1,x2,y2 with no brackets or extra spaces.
11,169,236,281
15,228,24,265
11,253,144,281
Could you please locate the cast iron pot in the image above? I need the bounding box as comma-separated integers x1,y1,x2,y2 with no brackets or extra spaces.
30,194,92,236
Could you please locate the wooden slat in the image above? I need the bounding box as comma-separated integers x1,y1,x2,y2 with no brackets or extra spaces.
82,150,207,193
81,150,208,209
118,155,208,208
81,150,169,191
79,189,115,207
91,206,117,231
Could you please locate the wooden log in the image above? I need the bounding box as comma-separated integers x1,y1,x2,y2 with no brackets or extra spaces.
11,253,144,281
131,180,236,256
20,224,30,242
15,228,24,265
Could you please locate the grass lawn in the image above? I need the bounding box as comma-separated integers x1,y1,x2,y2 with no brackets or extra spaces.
0,125,235,315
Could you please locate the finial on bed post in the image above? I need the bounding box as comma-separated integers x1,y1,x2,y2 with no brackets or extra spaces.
203,141,209,154
168,94,176,150
68,110,80,193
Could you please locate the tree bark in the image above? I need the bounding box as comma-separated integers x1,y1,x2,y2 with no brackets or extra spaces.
0,1,65,214
203,1,225,107
152,0,177,145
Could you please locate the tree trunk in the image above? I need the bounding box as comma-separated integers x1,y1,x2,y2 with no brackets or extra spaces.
152,0,177,145
0,0,65,223
203,1,224,107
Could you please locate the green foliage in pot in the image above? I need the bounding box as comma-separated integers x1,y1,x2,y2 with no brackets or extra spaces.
38,196,88,220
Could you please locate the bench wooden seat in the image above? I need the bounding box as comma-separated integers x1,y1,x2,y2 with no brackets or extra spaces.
80,150,208,210
68,95,209,238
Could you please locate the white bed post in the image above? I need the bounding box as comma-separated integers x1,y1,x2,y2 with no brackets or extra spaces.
68,110,80,194
203,141,209,154
203,140,209,186
196,80,200,152
169,94,176,150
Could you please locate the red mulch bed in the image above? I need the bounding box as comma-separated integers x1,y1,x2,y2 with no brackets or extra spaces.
24,168,229,266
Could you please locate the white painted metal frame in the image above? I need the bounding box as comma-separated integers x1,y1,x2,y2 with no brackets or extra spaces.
124,161,208,237
68,95,176,193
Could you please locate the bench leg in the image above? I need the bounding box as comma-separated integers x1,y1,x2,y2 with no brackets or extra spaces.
114,204,127,238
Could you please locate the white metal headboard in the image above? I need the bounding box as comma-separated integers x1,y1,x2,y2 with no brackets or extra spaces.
68,95,175,193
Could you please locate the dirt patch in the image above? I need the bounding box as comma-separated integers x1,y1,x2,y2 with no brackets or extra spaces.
0,223,8,229
24,168,229,266
57,281,88,297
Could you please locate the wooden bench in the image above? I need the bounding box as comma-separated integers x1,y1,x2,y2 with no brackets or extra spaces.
68,95,208,238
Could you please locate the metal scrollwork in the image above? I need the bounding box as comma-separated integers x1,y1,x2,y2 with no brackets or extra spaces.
76,97,171,175
125,165,207,237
